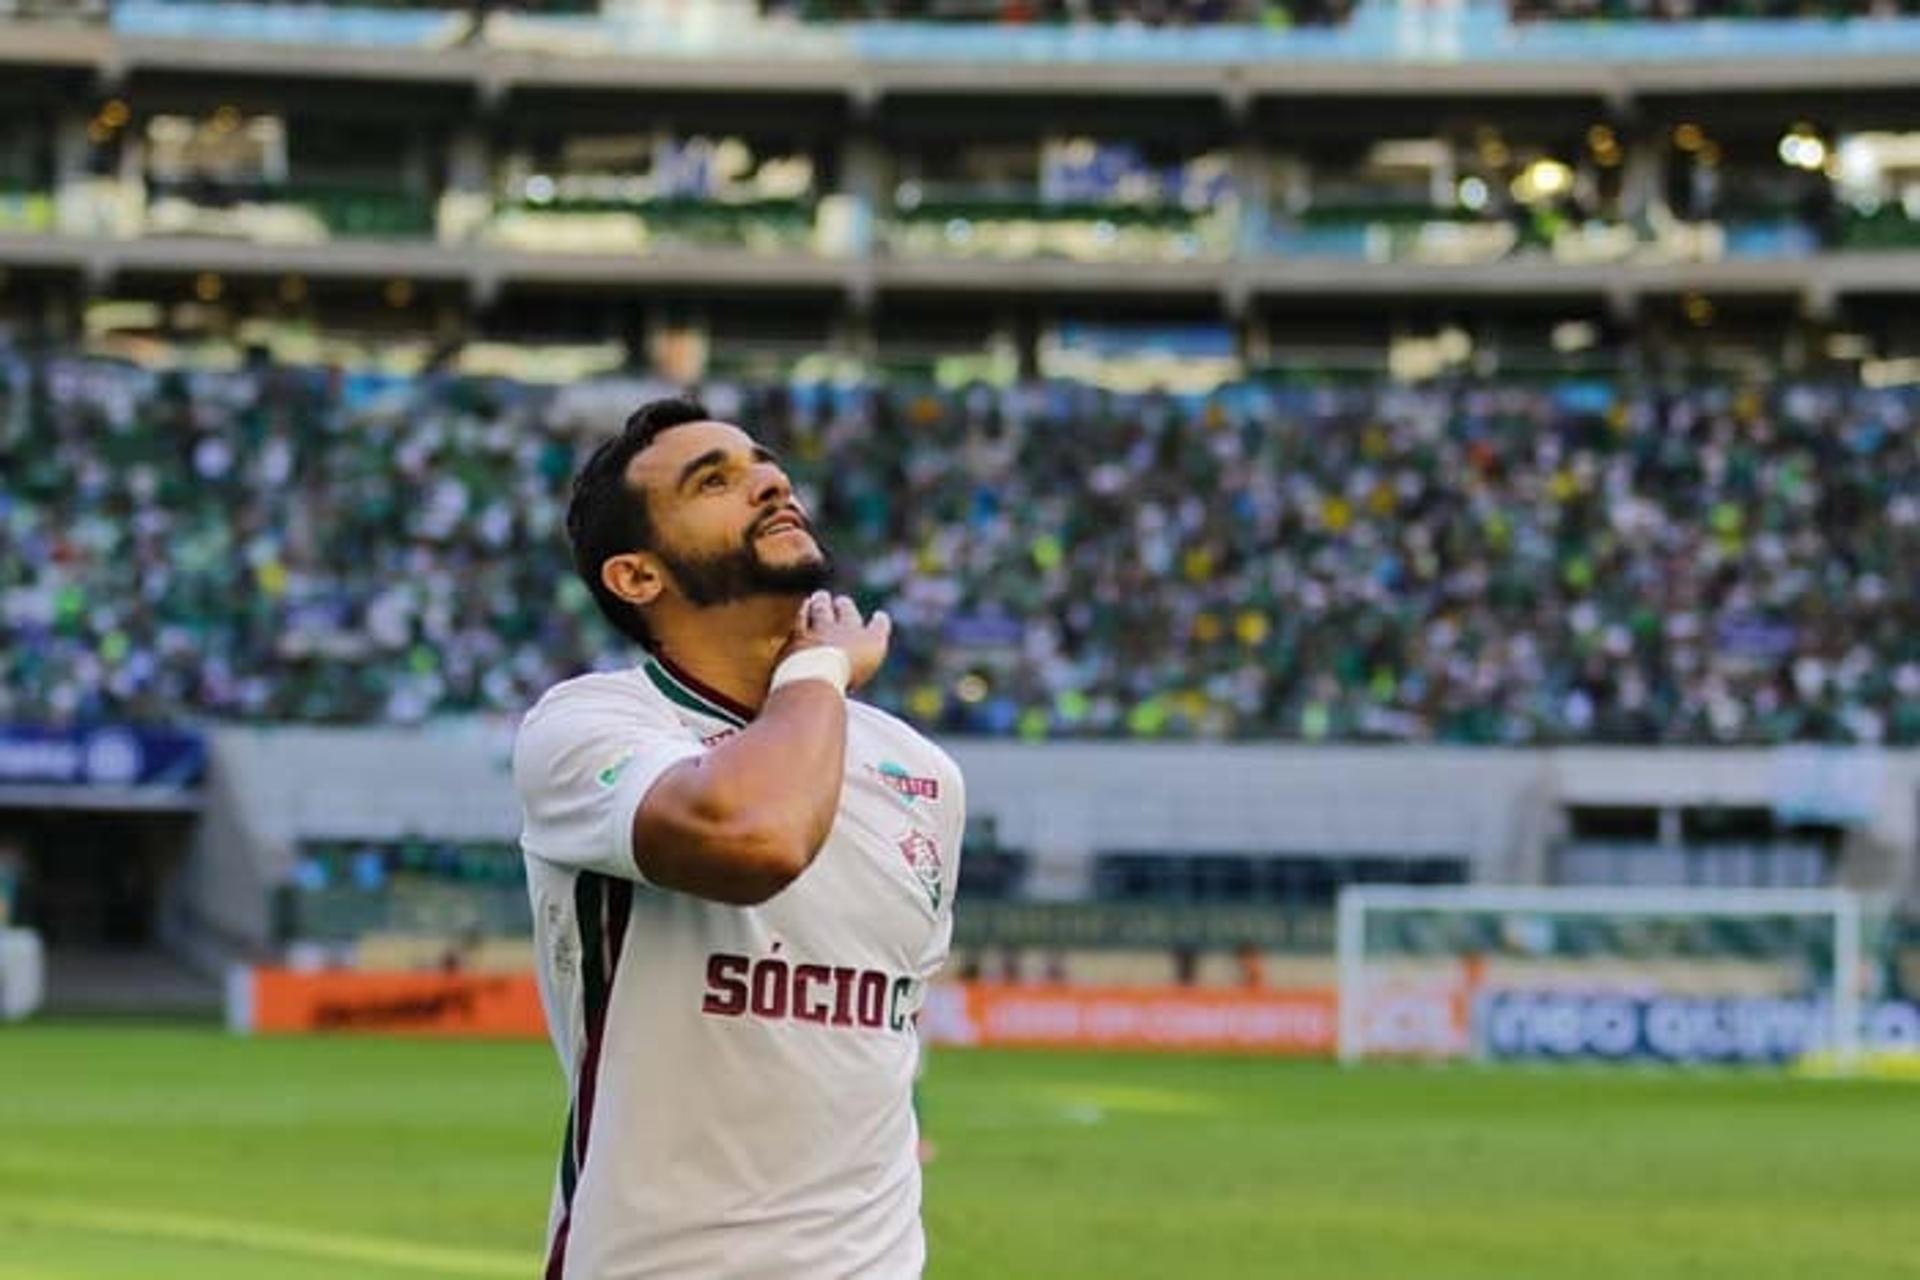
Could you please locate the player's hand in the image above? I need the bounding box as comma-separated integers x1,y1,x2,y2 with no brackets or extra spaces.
787,591,891,690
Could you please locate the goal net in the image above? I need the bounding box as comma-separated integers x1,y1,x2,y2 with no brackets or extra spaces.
1336,887,1873,1069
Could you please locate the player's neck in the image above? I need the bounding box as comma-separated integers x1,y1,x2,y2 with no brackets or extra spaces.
646,596,799,716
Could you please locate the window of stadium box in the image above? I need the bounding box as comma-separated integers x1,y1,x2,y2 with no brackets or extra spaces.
1640,122,1920,254
1270,128,1634,266
482,130,827,256
1825,132,1920,250
0,116,55,235
137,109,434,243
1093,854,1468,905
954,817,1029,901
1263,117,1920,266
886,136,1235,264
279,839,530,945
1649,122,1837,251
5,97,123,238
1555,806,1841,891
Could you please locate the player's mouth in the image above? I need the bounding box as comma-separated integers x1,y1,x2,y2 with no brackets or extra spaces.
755,509,811,541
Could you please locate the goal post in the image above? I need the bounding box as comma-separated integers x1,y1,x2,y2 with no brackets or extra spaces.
1336,886,1868,1070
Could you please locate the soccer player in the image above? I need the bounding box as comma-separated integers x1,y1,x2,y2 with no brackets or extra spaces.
513,398,965,1279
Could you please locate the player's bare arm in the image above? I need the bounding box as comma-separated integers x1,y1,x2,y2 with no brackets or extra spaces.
632,592,892,905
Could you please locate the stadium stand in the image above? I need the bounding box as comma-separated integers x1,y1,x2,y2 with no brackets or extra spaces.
760,0,1354,26
3,345,1917,744
1511,0,1918,20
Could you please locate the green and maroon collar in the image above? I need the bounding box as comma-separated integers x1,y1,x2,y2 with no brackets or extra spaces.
642,651,754,729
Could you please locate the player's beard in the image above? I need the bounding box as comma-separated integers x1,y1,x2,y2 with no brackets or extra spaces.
658,523,835,608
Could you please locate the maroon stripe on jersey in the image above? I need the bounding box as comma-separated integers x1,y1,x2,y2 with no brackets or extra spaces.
544,874,634,1280
651,648,758,723
543,1217,572,1280
575,877,633,1167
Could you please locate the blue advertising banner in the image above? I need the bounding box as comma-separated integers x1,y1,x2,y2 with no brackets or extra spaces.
0,726,207,791
1479,990,1920,1066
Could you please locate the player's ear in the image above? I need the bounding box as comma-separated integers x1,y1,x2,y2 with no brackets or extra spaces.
602,552,665,609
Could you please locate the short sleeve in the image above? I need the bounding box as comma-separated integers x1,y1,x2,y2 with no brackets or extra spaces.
925,749,966,973
941,762,967,900
513,680,706,881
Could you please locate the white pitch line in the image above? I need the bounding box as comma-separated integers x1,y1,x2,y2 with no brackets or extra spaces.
6,1199,535,1277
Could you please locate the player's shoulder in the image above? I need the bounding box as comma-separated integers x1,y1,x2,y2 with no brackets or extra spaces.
512,667,687,794
846,698,935,751
848,700,965,800
524,666,663,719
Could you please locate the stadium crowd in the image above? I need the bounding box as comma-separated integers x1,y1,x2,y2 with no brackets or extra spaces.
2,343,1917,745
762,0,1352,26
1509,0,1916,20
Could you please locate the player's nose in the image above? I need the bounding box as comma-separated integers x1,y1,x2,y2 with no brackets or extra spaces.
749,461,792,508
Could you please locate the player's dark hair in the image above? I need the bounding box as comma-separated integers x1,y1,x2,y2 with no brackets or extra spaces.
566,396,711,648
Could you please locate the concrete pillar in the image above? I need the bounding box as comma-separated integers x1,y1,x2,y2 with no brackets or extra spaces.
1621,133,1662,225
1659,806,1683,853
836,130,885,261
1230,140,1272,259
52,112,91,188
438,125,493,244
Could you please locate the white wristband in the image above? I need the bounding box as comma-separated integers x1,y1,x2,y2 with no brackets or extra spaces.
769,646,850,696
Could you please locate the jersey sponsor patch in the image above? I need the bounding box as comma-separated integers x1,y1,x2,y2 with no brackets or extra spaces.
867,761,940,804
897,829,944,911
595,751,635,788
701,949,917,1033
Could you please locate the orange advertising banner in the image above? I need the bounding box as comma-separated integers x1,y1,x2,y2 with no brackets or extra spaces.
237,968,547,1038
923,983,1337,1055
233,970,1341,1054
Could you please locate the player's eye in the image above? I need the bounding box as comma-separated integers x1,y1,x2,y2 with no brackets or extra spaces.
699,471,728,491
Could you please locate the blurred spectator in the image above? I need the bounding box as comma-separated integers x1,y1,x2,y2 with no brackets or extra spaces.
1511,0,1917,21
765,0,1352,27
1235,942,1265,987
1,343,1917,745
1173,944,1199,985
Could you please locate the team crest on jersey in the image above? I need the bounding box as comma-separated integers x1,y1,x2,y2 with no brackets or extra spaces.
869,761,940,803
897,829,944,911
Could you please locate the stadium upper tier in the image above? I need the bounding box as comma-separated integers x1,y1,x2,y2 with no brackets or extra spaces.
10,0,1920,32
2,345,1916,744
10,0,1920,88
1512,0,1918,18
7,103,1920,308
10,3,1920,305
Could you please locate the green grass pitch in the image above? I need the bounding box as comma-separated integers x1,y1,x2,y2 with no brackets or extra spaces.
3,1023,1918,1279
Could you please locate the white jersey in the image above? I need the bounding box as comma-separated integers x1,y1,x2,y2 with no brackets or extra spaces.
513,653,964,1280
